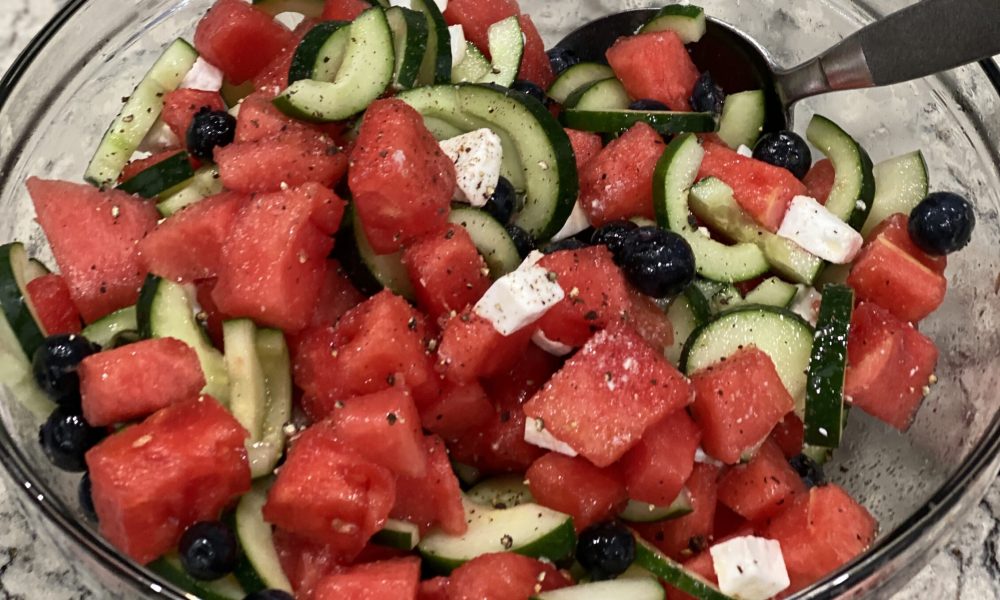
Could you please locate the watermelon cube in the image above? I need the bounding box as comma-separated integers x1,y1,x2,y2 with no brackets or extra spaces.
79,337,206,427
419,380,494,439
212,183,345,332
578,122,666,227
803,158,836,205
263,424,396,557
161,88,226,140
565,128,603,171
312,557,421,600
251,19,314,95
443,0,520,59
236,92,306,143
526,452,628,531
216,130,348,194
847,231,947,323
120,149,188,184
437,310,534,384
447,552,570,600
391,434,467,535
273,530,343,596
523,325,693,467
402,225,491,322
625,288,675,354
768,412,805,459
620,410,701,507
717,440,806,523
194,0,295,84
516,15,555,89
25,274,81,335
606,30,700,111
27,178,159,323
689,346,796,464
85,396,250,564
303,259,365,330
865,213,946,272
419,577,450,600
349,99,456,254
633,463,720,560
322,0,371,21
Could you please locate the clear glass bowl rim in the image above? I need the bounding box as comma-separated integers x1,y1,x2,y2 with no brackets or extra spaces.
1,0,999,598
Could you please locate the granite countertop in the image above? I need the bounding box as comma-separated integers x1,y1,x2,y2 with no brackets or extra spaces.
1,1,999,598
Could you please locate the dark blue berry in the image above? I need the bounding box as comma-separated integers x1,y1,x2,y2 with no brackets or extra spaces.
483,176,516,224
577,521,635,580
510,80,546,104
546,47,580,76
690,71,725,115
32,334,100,407
752,131,812,180
591,220,638,259
187,108,237,161
628,99,669,112
243,591,295,600
541,238,588,254
79,471,97,521
789,454,827,488
908,192,975,255
179,521,239,581
39,407,104,472
617,227,695,299
505,224,536,259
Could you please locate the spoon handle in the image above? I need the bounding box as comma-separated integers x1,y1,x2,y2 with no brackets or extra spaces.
778,0,1000,105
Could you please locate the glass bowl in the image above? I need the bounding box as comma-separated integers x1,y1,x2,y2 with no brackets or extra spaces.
1,0,998,597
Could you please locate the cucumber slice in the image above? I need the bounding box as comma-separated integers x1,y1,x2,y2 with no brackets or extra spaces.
479,16,524,87
688,177,823,284
620,489,693,523
351,212,415,298
693,279,742,314
157,165,224,217
288,20,352,84
117,151,194,200
251,0,324,17
221,80,255,107
372,519,421,550
223,319,267,440
716,90,765,149
860,150,929,237
411,0,452,85
448,207,521,278
451,460,482,488
561,109,717,136
533,577,666,600
85,39,199,187
0,303,55,419
683,284,713,324
466,475,533,509
150,553,245,600
638,4,707,43
275,7,394,122
386,7,429,90
664,292,703,365
136,276,229,403
681,305,814,410
742,277,797,308
248,329,292,478
804,285,853,448
451,42,492,83
234,479,293,593
419,499,576,573
564,78,630,111
0,243,46,357
81,306,137,347
633,536,734,600
548,63,615,104
805,114,875,229
653,134,770,283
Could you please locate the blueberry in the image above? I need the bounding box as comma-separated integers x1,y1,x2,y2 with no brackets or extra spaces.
79,471,97,521
244,591,295,600
541,238,588,254
690,71,725,115
789,454,826,488
505,224,536,259
627,99,669,112
908,192,975,255
617,227,695,298
39,407,104,472
510,80,547,104
576,521,636,580
179,521,239,581
547,47,580,76
752,131,812,180
591,220,638,259
483,176,516,224
32,334,100,406
187,108,237,161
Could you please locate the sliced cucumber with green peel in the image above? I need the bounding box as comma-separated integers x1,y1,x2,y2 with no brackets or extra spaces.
804,285,853,448
638,4,707,43
561,109,717,136
633,535,734,600
564,78,630,111
451,42,492,83
81,306,137,347
448,207,521,279
85,39,198,187
248,329,292,478
664,291,704,365
251,0,324,17
693,279,742,314
743,277,797,307
0,306,55,419
150,553,245,600
412,0,452,85
0,242,46,358
157,165,224,217
860,150,929,237
805,114,875,229
547,62,615,104
620,489,693,523
117,151,194,200
223,319,267,440
221,80,255,107
234,479,293,593
287,20,352,84
533,577,666,600
716,90,766,149
451,460,482,488
466,475,533,509
351,212,415,298
653,134,770,283
372,519,421,550
386,7,429,90
478,16,524,87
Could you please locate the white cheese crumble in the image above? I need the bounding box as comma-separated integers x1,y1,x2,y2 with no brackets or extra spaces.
524,417,578,456
449,25,467,68
531,330,574,356
736,144,754,157
789,285,823,327
550,201,592,242
137,118,180,154
388,0,412,7
776,195,863,264
519,250,546,270
710,536,790,600
438,129,504,207
473,265,564,335
695,447,724,467
179,58,225,92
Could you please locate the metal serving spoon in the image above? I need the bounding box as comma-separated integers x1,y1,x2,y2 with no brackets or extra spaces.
554,0,1000,130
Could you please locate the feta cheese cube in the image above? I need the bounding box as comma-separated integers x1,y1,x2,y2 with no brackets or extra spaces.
550,201,592,242
789,285,822,326
439,129,504,207
524,417,578,456
473,265,564,335
695,447,724,467
531,330,573,356
519,250,546,270
388,0,412,8
137,118,180,154
776,195,864,264
433,0,448,13
710,536,790,600
449,25,467,67
736,144,754,157
180,58,225,92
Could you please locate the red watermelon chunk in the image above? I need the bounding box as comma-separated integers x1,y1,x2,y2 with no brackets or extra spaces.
419,380,494,439
402,225,491,322
620,410,701,507
312,557,420,600
391,434,467,535
322,0,371,21
803,158,836,205
625,288,674,354
194,0,295,84
252,18,315,95
27,178,159,323
236,92,309,143
523,324,693,467
216,129,348,194
535,246,630,347
634,464,720,561
443,0,520,58
689,346,795,464
212,183,345,332
768,412,805,459
161,88,226,140
349,99,456,254
717,440,806,523
79,337,206,427
578,122,666,226
85,396,249,564
526,452,628,531
419,577,450,600
667,551,719,600
305,259,365,330
565,128,603,171
763,485,876,594
264,424,396,558
844,302,939,431
697,142,807,233
846,234,946,323
865,213,946,272
447,552,571,600
606,31,700,111
25,274,81,335
515,15,555,89
274,530,342,596
120,149,188,184
437,310,534,384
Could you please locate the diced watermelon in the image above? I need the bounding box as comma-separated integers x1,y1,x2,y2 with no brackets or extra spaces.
634,464,720,561
85,396,249,564
25,274,81,335
139,191,244,283
437,311,533,384
447,552,571,600
264,424,396,558
716,440,806,523
305,259,365,330
349,99,456,254
27,178,159,323
620,410,701,507
419,577,450,600
312,557,421,600
846,235,946,323
526,452,628,531
803,158,835,205
322,0,370,21
402,225,491,321
443,0,520,58
697,142,807,232
865,213,946,272
578,122,666,226
212,183,345,331
161,89,227,140
251,18,314,95
194,0,295,84
79,337,206,427
565,128,603,170
606,31,700,111
236,92,308,143
523,325,693,467
391,434,467,535
216,130,348,194
535,246,631,347
689,346,796,464
844,302,939,431
763,485,876,593
666,551,718,600
768,412,805,459
515,15,555,89
419,380,494,439
625,288,674,354
274,530,342,596
120,149,187,184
